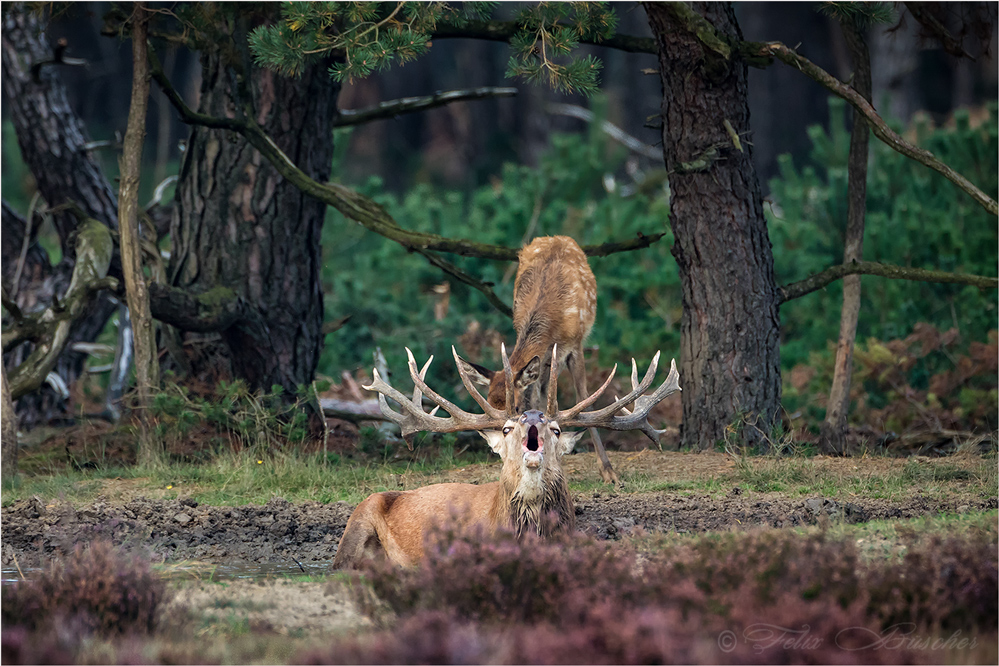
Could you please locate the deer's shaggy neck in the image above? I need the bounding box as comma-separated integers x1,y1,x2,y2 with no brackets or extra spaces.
499,464,575,537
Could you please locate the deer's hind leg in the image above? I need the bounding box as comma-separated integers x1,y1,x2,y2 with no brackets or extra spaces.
566,349,621,486
330,493,400,570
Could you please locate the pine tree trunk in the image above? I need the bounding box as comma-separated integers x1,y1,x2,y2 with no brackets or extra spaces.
1,4,119,427
170,12,336,393
819,19,872,455
645,2,782,451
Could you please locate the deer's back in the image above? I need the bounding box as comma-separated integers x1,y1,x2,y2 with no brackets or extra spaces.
513,236,597,349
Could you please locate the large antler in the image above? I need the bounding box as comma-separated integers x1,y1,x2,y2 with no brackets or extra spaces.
556,352,681,444
362,346,511,445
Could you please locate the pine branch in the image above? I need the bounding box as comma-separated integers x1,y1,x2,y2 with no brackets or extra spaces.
335,87,518,127
432,19,657,54
754,42,997,216
904,2,975,60
778,260,998,303
148,44,666,274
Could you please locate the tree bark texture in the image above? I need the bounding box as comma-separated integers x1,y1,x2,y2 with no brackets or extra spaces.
819,19,872,456
170,10,337,393
1,5,119,426
118,4,160,463
118,4,158,404
645,2,782,450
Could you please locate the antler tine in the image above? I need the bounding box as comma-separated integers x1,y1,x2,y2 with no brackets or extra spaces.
501,342,514,413
411,354,439,416
363,367,444,447
556,363,618,421
630,357,639,411
452,346,505,419
545,343,559,416
404,347,480,423
560,356,681,445
363,350,509,445
564,352,660,422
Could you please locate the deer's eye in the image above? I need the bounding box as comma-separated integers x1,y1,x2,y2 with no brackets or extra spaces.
551,428,560,437
502,427,513,435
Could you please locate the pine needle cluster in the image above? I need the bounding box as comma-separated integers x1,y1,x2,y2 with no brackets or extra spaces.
819,2,896,27
505,2,617,95
248,1,617,95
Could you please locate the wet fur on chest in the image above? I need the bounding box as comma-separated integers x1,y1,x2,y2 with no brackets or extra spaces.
506,468,575,537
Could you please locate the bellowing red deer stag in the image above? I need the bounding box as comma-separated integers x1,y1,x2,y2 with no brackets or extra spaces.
457,235,621,484
330,344,680,569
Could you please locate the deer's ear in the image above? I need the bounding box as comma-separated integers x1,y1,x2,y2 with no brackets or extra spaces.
558,430,585,456
515,355,542,389
457,355,494,386
479,430,506,454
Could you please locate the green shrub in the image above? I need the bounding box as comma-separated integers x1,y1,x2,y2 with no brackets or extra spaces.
319,120,676,410
771,99,998,371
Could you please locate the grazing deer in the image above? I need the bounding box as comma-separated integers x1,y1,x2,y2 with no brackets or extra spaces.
330,344,680,569
457,235,621,484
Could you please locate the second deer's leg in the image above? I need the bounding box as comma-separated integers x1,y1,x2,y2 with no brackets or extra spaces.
566,350,621,486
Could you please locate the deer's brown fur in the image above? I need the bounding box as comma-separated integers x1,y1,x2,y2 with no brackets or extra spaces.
459,236,620,484
331,412,582,569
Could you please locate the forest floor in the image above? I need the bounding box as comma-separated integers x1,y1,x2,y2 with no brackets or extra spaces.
2,447,996,664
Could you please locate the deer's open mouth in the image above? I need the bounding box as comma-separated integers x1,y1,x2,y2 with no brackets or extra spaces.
525,425,541,452
523,424,543,468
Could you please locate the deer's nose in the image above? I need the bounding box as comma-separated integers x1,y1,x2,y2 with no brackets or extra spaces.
520,410,546,426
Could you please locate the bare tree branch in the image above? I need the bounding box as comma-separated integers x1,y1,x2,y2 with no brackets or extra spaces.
414,249,512,318
779,260,998,304
6,218,116,399
319,397,389,423
432,20,657,54
147,45,665,317
335,87,518,127
150,48,664,262
754,41,998,216
546,103,660,159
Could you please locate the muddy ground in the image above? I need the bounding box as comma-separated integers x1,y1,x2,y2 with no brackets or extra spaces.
3,452,995,569
2,450,996,652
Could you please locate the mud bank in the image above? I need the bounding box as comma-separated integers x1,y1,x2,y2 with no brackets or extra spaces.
3,491,995,568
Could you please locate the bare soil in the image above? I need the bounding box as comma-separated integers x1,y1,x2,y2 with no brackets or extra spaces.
3,451,994,569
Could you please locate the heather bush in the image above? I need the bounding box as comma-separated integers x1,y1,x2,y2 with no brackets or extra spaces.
358,520,643,623
302,597,929,665
1,541,168,637
1,625,78,665
319,521,997,664
865,531,999,632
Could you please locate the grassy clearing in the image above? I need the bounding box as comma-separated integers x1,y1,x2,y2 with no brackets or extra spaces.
2,444,498,507
4,434,995,509
729,450,997,500
625,508,998,561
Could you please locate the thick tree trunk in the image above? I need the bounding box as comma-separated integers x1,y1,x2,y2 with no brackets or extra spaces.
169,10,336,393
645,2,782,451
1,5,119,427
819,20,872,456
